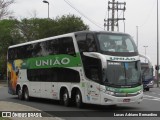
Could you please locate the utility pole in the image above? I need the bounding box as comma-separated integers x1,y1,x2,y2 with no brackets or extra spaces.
136,26,139,49
104,0,126,31
111,0,115,31
156,0,159,87
143,46,148,63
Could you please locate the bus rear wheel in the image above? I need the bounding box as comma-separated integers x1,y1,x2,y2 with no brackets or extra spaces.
17,88,23,100
24,87,29,101
145,88,149,91
75,90,83,108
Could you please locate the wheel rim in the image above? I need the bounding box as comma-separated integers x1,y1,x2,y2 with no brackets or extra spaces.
18,90,22,99
76,94,80,104
63,93,68,102
24,91,28,100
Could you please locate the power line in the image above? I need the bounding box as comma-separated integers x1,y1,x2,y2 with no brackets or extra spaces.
139,0,156,27
63,0,104,30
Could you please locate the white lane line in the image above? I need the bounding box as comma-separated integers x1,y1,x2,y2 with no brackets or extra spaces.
144,94,160,99
143,94,160,101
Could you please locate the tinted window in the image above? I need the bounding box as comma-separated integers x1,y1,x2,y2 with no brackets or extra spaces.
27,68,57,82
76,34,87,52
86,34,97,52
76,34,97,52
8,37,75,60
27,68,80,82
59,37,76,56
97,33,137,53
83,56,102,83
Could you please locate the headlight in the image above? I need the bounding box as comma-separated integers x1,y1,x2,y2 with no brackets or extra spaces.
149,80,154,84
137,90,143,94
105,91,115,95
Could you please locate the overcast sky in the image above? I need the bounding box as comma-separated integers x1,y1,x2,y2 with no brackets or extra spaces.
10,0,159,68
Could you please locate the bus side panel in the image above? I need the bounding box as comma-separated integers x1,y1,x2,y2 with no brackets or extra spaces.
7,60,23,95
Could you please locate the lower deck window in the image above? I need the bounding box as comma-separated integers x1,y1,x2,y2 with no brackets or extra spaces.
27,68,80,82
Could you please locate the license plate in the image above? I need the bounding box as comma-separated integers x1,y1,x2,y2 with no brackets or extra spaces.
123,99,130,102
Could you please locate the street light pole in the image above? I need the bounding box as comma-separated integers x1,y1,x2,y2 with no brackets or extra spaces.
136,26,138,49
157,0,159,87
43,0,49,19
143,46,148,63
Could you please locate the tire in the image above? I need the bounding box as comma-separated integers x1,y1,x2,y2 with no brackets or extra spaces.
146,88,149,91
75,90,83,108
24,87,29,101
17,88,23,100
62,89,70,107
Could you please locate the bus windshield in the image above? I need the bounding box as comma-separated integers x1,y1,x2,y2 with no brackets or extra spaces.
103,61,141,87
97,33,137,53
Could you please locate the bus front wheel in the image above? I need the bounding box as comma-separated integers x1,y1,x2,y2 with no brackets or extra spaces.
62,89,70,107
75,90,83,108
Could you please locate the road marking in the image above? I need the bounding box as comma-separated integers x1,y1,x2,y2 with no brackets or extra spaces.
144,94,160,99
143,94,160,101
143,98,160,101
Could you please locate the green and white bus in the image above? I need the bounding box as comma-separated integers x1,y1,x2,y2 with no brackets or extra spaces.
7,31,143,108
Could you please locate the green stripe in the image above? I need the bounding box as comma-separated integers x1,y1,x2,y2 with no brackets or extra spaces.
106,85,143,93
21,53,82,69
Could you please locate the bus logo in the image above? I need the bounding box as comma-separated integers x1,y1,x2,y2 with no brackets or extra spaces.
36,57,70,66
110,57,136,61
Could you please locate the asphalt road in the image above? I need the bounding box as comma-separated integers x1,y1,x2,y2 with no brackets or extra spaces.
0,85,160,120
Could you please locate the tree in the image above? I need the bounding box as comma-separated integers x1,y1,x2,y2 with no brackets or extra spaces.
54,14,89,35
0,19,19,79
15,18,40,42
15,14,89,41
0,0,14,19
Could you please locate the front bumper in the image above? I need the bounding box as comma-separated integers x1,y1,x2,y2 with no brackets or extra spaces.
101,92,143,105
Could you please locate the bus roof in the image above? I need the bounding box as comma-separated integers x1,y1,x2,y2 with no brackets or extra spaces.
8,32,75,49
74,30,130,35
8,30,130,49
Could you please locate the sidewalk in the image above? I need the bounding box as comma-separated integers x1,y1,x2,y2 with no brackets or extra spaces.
0,82,63,120
0,101,63,120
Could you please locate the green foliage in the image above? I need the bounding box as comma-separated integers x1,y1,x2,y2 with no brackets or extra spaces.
0,14,89,79
14,14,89,42
0,19,20,79
54,14,89,35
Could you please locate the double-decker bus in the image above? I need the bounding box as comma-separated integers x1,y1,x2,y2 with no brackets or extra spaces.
7,31,143,108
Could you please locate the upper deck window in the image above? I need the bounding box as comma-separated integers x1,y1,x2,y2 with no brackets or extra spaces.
76,33,97,52
8,37,75,60
97,33,137,53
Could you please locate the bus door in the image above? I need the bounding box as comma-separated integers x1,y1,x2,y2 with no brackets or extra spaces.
83,57,102,104
83,58,102,104
86,80,101,104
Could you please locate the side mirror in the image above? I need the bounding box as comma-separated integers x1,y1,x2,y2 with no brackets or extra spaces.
155,65,159,70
